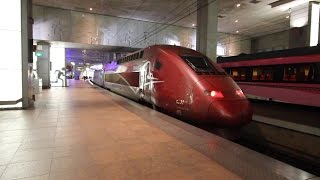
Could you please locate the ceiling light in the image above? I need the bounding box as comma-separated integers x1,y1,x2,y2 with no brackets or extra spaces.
89,8,93,11
236,4,241,7
286,15,290,18
236,31,239,33
235,20,239,23
192,24,196,27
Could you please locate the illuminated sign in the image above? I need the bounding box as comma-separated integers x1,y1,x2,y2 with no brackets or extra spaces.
35,51,43,57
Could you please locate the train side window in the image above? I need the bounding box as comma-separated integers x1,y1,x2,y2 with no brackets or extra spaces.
252,67,274,81
230,68,246,80
140,51,144,58
315,63,320,82
239,68,246,80
296,64,314,81
263,67,274,81
283,65,297,81
231,69,239,80
252,68,258,80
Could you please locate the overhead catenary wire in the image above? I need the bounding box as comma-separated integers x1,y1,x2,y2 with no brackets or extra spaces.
135,0,194,34
113,0,309,56
109,0,147,42
130,0,217,47
129,0,201,46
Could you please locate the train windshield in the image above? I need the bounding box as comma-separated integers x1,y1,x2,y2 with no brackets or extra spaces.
180,56,226,75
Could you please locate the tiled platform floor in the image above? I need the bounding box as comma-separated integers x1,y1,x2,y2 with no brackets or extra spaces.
0,80,317,180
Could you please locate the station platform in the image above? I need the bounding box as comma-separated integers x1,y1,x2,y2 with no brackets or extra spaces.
0,80,317,180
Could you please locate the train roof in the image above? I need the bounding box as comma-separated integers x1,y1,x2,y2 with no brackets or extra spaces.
217,45,320,63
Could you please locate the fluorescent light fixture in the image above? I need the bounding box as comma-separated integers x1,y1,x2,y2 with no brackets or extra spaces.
291,17,308,27
310,2,320,46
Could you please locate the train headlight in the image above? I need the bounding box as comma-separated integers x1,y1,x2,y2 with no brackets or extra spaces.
210,91,224,98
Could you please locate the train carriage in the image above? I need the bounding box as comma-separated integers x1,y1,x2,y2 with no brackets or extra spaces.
217,46,320,107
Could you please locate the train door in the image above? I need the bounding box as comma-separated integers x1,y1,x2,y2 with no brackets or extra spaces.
175,79,192,118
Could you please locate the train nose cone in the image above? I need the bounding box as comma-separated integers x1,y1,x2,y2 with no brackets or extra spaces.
208,100,252,127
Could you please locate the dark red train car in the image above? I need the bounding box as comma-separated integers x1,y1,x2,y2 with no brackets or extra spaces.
94,45,252,127
217,46,320,107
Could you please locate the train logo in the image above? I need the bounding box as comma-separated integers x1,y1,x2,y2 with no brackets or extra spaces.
139,60,164,98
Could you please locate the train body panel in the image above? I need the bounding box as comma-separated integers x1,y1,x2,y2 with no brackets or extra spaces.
93,45,252,127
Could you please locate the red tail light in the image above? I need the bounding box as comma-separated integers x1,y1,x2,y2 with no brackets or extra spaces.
210,91,224,98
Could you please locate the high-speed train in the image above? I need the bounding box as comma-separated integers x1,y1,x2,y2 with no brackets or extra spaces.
93,45,252,127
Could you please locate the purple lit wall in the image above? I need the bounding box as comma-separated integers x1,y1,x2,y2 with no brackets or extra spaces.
104,61,118,71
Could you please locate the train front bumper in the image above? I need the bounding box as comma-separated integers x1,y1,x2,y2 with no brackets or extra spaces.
207,99,252,127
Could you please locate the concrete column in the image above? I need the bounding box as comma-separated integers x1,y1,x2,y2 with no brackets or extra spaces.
22,0,34,108
308,1,320,46
36,42,51,89
196,0,218,61
289,1,320,48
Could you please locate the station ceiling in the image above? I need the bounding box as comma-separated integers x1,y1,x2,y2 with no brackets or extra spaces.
33,0,316,65
33,0,314,37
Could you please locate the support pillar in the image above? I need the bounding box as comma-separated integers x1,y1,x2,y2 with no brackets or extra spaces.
22,0,34,108
196,0,218,61
36,42,51,89
289,1,320,48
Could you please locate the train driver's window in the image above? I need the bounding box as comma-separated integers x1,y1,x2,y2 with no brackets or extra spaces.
180,56,226,75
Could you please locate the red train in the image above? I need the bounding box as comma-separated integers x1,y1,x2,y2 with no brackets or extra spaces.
93,45,252,127
217,46,320,107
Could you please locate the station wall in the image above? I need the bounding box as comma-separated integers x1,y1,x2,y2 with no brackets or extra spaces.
32,5,196,49
217,33,251,56
251,30,290,53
